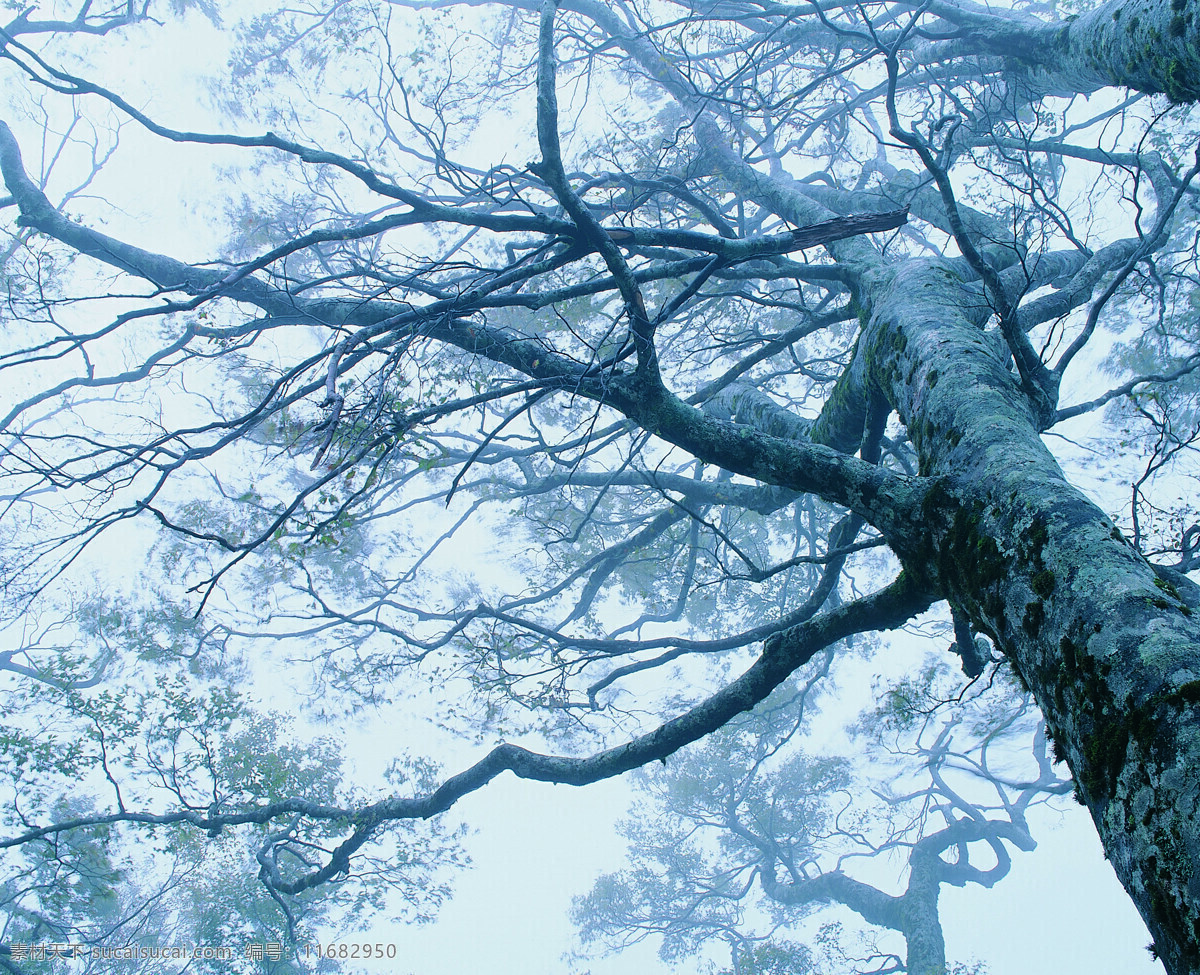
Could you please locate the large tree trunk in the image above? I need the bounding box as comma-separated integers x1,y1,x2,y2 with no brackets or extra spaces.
928,0,1200,103
864,260,1200,975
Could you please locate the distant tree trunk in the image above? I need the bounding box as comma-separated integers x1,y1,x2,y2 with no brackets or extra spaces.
903,860,947,975
762,851,948,973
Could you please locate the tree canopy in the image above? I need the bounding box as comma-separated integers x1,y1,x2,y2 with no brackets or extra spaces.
2,0,1200,971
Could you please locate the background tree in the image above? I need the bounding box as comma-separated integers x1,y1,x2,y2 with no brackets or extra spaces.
2,0,1200,970
574,671,1068,975
0,630,467,973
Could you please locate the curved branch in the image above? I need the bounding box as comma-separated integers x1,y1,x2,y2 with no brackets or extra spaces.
0,573,933,895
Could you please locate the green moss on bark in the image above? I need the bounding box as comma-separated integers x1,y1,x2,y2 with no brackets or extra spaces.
1032,569,1057,597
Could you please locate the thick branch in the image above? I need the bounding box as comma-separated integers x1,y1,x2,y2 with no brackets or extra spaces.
1,575,932,895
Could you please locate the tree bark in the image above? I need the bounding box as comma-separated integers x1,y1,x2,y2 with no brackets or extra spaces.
859,259,1200,975
925,0,1200,103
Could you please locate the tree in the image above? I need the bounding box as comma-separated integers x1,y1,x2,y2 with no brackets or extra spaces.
0,635,467,973
2,0,1200,969
574,673,1069,974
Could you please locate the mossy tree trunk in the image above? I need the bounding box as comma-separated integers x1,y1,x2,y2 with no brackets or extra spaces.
862,261,1200,975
